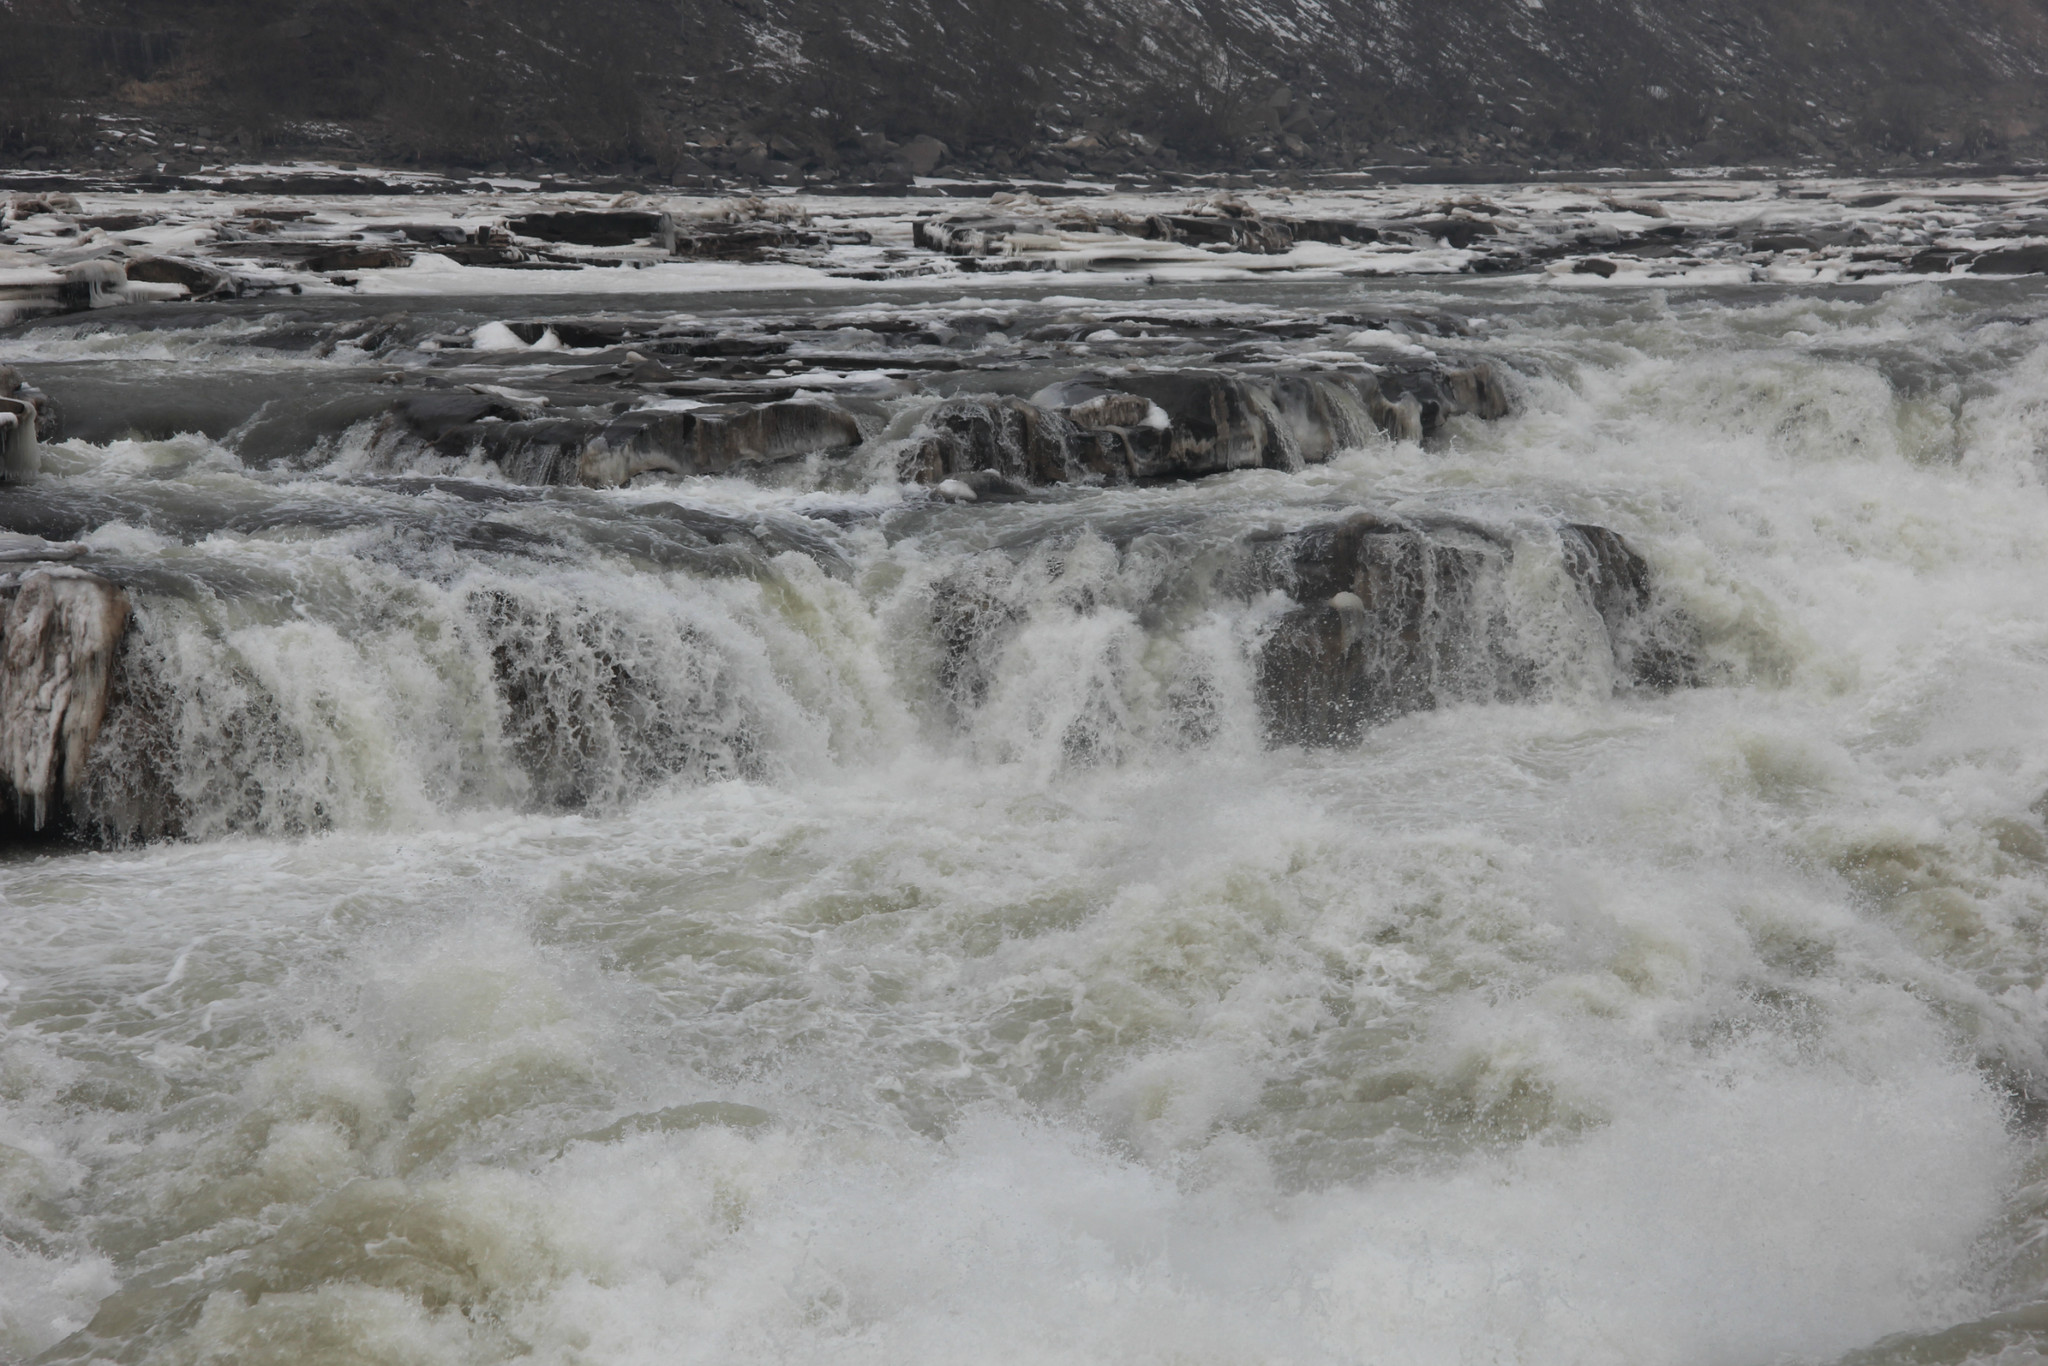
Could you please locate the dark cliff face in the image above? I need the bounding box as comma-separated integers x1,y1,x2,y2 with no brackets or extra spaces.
3,0,2048,175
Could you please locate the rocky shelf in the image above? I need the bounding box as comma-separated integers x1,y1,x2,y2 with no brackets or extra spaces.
11,175,2048,329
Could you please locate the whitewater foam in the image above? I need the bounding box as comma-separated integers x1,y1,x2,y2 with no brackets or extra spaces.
5,270,2048,1364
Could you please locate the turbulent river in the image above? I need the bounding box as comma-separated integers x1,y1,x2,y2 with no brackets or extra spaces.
6,215,2048,1365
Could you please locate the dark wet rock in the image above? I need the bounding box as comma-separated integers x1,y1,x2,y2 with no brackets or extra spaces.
1108,371,1299,476
445,417,597,485
428,243,529,266
937,468,1034,500
509,211,666,246
1970,245,2048,275
0,568,130,830
1573,258,1619,277
528,319,633,349
301,244,410,273
666,222,845,259
1446,365,1513,421
1405,217,1499,249
899,396,1103,486
580,401,865,485
385,393,865,486
921,505,1694,753
1911,248,1974,273
1561,522,1699,690
900,363,1510,487
384,393,536,444
421,223,526,264
1254,513,1514,746
1375,362,1513,434
1251,513,1696,746
1289,219,1382,246
1144,212,1299,253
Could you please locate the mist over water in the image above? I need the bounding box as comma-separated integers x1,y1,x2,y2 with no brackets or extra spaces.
6,276,2048,1366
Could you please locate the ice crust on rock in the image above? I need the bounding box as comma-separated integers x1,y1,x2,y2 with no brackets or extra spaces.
0,568,130,830
5,175,2048,312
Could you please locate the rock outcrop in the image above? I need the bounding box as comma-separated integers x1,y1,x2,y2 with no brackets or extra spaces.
378,393,865,486
1252,514,1693,746
901,363,1509,487
0,566,130,831
373,355,1507,492
914,202,1383,260
921,506,1695,751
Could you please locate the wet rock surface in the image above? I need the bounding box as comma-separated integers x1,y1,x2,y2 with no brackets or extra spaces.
0,564,130,831
1253,514,1694,746
0,180,1776,844
916,505,1696,757
0,454,1694,841
896,364,1504,487
0,274,1520,490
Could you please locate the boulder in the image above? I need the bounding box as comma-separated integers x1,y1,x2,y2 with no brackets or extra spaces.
667,222,831,259
427,243,529,266
1254,513,1509,745
454,418,595,485
1144,211,1298,253
1910,248,1973,273
580,401,865,486
901,135,949,177
509,211,667,246
0,568,130,830
1560,522,1698,690
384,393,535,444
922,506,1695,751
1375,362,1512,433
1109,371,1294,477
301,245,410,273
898,396,1102,486
1405,217,1499,249
1251,513,1695,746
1970,245,2048,275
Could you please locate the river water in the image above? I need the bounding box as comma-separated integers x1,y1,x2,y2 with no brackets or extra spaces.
5,270,2048,1366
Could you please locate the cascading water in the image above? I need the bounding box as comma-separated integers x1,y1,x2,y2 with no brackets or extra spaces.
3,252,2048,1366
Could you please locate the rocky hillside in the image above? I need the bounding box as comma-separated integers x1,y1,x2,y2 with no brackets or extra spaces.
3,0,2048,178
